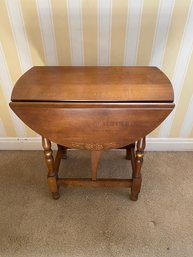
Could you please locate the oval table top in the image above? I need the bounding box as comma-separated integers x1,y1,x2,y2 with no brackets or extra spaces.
11,66,174,103
10,66,174,150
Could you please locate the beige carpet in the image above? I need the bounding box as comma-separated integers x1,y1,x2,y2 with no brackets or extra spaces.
0,150,193,257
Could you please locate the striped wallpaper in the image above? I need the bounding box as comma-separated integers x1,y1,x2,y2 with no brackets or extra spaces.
0,0,193,139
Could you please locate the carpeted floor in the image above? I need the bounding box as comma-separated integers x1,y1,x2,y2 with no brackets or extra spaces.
0,150,193,257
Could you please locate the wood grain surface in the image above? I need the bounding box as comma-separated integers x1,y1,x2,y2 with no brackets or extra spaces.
11,66,174,102
10,102,174,150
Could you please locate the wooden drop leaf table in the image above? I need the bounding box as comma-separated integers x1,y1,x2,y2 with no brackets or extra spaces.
10,67,174,201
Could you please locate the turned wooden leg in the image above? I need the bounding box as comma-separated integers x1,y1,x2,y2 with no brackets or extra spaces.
91,150,103,181
42,137,59,200
130,137,146,201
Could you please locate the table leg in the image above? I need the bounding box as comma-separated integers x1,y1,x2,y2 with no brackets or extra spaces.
42,137,59,200
126,147,131,160
130,137,146,201
125,143,135,160
60,145,67,159
91,150,103,181
54,144,64,177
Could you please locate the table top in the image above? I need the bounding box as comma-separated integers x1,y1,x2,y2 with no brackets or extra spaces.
11,66,174,103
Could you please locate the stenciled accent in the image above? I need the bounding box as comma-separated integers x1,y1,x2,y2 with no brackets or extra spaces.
70,142,118,150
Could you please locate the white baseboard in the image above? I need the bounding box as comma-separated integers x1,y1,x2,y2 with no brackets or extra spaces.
0,137,193,151
146,138,193,151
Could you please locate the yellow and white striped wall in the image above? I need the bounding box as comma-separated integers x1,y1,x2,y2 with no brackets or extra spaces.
0,0,193,150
